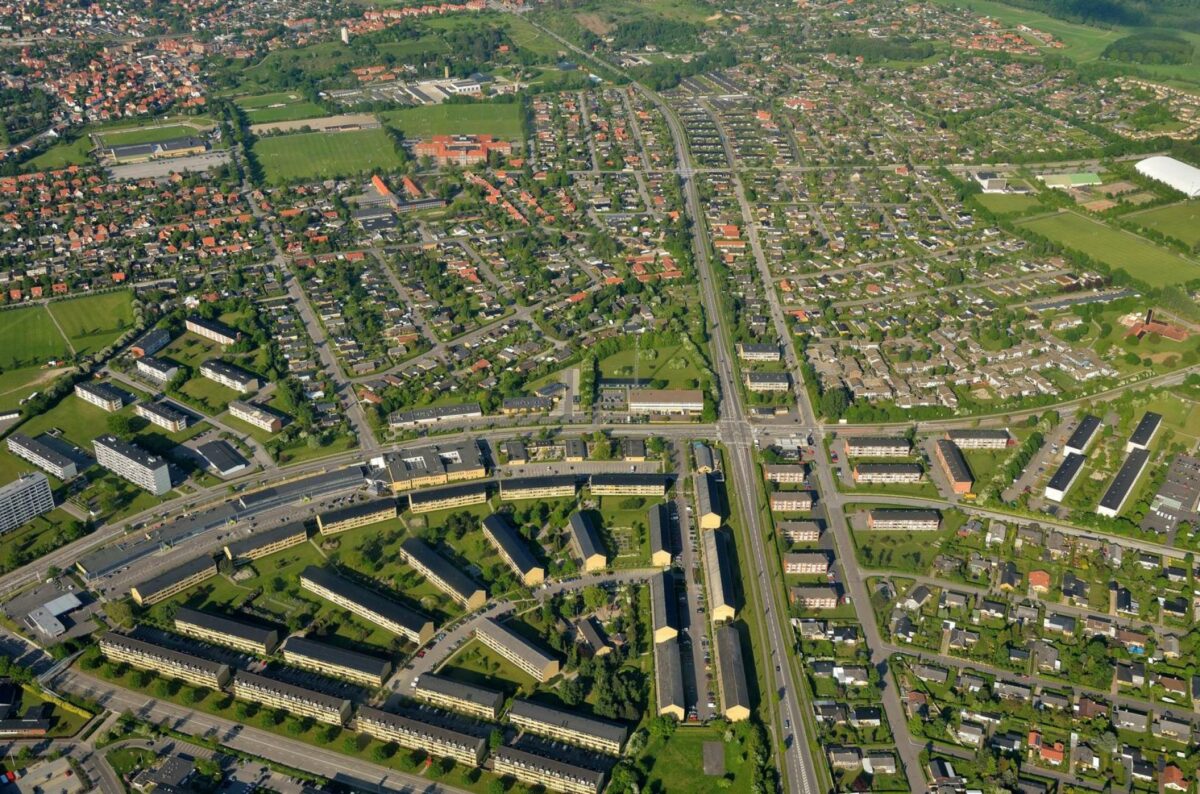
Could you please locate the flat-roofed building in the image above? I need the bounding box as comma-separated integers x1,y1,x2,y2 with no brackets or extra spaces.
935,439,974,495
764,465,807,484
99,632,231,689
94,434,171,495
399,538,486,609
185,316,240,345
1045,453,1085,502
648,503,672,567
75,381,125,412
744,371,790,392
770,491,814,512
382,441,487,492
567,512,607,572
224,522,308,562
500,475,577,501
229,400,283,433
481,512,544,586
1126,412,1162,453
845,436,910,458
316,499,396,535
501,396,553,415
135,401,188,433
174,608,279,655
703,529,736,622
231,671,351,725
130,555,217,606
649,571,679,644
197,440,248,478
715,625,751,722
866,509,941,531
199,359,259,393
736,343,781,362
6,433,78,480
627,389,704,416
475,618,559,682
779,521,822,544
789,586,839,610
355,707,487,767
299,566,433,644
564,438,587,462
492,746,605,794
852,463,923,484
588,473,669,497
507,699,628,755
694,472,721,529
389,402,482,428
282,636,391,687
1098,448,1150,518
1065,415,1102,456
411,673,504,721
0,473,54,534
946,429,1012,449
654,638,685,720
135,356,179,384
408,482,489,513
784,551,831,575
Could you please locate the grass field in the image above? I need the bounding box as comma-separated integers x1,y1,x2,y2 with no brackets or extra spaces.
599,345,704,390
235,92,326,124
98,124,203,146
1018,211,1200,287
253,129,404,183
641,723,758,793
24,137,94,170
0,305,71,368
1126,202,1200,247
974,192,1042,215
47,291,136,356
381,103,526,141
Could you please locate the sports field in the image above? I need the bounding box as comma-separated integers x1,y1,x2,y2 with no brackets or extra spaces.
235,92,326,124
98,124,203,147
47,291,136,356
1127,202,1200,247
382,103,525,141
253,129,404,183
1018,211,1200,287
0,307,71,369
974,192,1042,215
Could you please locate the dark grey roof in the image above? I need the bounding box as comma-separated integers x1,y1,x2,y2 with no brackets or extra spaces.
225,522,308,559
1048,453,1085,492
132,555,215,599
567,512,605,561
648,503,670,559
186,315,239,340
408,481,489,507
508,699,628,746
7,433,74,470
649,571,677,633
282,636,391,680
413,673,503,714
197,440,248,475
233,670,350,711
492,746,605,787
94,434,165,469
845,435,910,450
654,639,684,714
238,467,364,512
399,538,482,602
100,632,227,676
356,707,486,752
1067,415,1101,451
502,475,578,493
1099,448,1151,513
300,566,430,635
318,498,396,525
936,439,974,483
481,513,540,576
715,625,750,714
1129,412,1162,447
695,472,719,516
174,608,277,649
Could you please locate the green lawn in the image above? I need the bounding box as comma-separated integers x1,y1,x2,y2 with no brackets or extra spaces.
598,345,704,390
98,125,204,146
440,638,540,696
1018,211,1200,287
236,92,327,124
0,305,72,368
0,365,69,412
253,129,405,183
178,376,242,415
24,137,95,170
106,747,157,778
641,723,759,793
974,192,1042,216
47,291,136,357
1126,202,1200,247
381,103,525,141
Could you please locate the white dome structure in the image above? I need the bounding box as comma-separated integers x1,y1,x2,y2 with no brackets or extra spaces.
1135,155,1200,198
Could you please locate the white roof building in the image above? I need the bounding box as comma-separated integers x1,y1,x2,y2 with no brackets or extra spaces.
1135,156,1200,198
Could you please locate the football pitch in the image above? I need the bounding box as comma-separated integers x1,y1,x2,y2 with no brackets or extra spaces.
253,129,405,183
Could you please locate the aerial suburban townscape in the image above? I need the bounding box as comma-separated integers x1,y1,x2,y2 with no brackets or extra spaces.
2,0,1200,792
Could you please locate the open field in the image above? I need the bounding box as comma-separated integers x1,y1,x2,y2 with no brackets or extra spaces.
1126,202,1200,247
47,291,136,357
1018,211,1200,287
640,723,757,794
97,124,204,147
0,305,72,368
235,92,326,124
24,137,94,170
599,345,704,390
253,129,404,183
381,103,526,141
974,192,1042,215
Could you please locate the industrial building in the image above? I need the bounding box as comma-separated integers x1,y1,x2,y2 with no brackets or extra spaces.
174,608,279,655
299,566,434,644
281,636,392,687
1134,155,1200,198
316,499,396,535
481,512,545,586
567,512,607,572
475,618,559,682
506,699,628,755
398,538,486,609
411,673,504,721
130,555,217,606
231,671,351,725
98,632,231,690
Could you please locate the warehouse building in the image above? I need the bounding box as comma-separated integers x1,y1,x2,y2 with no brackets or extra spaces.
0,473,54,534
769,491,814,512
299,566,433,645
475,618,559,683
945,429,1012,449
399,538,487,609
281,636,392,687
355,707,487,767
844,436,910,457
648,503,672,567
1098,448,1151,518
6,433,78,480
99,632,231,689
649,571,679,644
703,529,737,622
694,473,722,529
1065,415,1102,456
135,401,188,433
130,555,217,606
1126,412,1162,453
223,522,308,563
567,512,607,572
481,512,544,586
408,482,489,513
934,439,974,495
1135,155,1200,198
492,746,605,794
231,671,351,725
866,509,941,531
94,434,171,495
654,638,686,720
174,608,279,655
500,475,578,501
852,463,923,485
411,673,504,721
316,499,396,536
588,473,669,497
1044,453,1086,503
715,625,751,722
379,441,487,492
507,699,628,755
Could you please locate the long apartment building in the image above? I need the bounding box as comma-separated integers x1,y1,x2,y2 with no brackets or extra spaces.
703,529,737,623
130,555,217,606
0,473,54,534
866,509,941,531
588,473,669,497
355,707,487,767
200,360,260,393
475,618,559,682
398,538,486,609
492,746,605,794
316,498,396,536
411,673,504,721
1045,453,1085,503
299,566,434,645
648,503,672,567
388,402,482,429
694,472,721,530
74,381,125,412
654,639,685,720
945,429,1012,450
744,371,790,392
789,586,840,610
174,608,279,655
783,551,831,575
764,465,808,484
500,475,577,501
380,441,486,492
94,434,171,495
6,433,78,480
1065,415,1102,456
135,355,178,384
1098,448,1151,519
186,316,240,346
507,699,628,755
715,625,751,722
844,436,911,458
229,400,283,433
223,522,308,563
649,571,679,644
852,463,923,484
135,401,188,433
481,512,544,586
98,632,231,689
408,482,489,514
779,521,822,544
281,636,392,688
934,439,974,495
231,671,351,725
567,512,607,573
769,491,814,512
